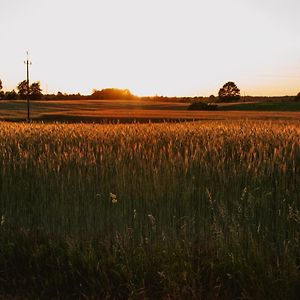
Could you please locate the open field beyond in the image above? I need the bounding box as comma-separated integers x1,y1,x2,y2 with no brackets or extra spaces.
1,99,300,123
0,120,299,299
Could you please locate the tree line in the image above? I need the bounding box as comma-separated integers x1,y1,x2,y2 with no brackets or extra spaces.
0,79,42,100
0,79,299,102
0,80,137,101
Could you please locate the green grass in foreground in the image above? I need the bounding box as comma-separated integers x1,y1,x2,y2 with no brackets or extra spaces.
0,121,300,299
219,101,300,111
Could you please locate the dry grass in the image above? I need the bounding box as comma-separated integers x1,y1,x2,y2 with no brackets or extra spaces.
0,120,299,299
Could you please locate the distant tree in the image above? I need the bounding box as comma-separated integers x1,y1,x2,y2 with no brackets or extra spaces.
57,91,64,98
17,80,29,99
4,90,17,100
0,79,3,99
30,82,43,100
208,95,216,102
218,82,240,102
295,92,300,102
17,80,43,100
91,88,136,100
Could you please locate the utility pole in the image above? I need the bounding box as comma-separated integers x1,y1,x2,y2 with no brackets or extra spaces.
24,51,32,121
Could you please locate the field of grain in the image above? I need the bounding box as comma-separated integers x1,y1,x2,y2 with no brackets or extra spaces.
0,120,299,299
1,99,300,122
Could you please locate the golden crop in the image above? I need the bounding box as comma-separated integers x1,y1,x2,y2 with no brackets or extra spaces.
0,120,299,243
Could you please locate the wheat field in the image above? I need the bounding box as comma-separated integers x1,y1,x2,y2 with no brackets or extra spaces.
0,120,299,299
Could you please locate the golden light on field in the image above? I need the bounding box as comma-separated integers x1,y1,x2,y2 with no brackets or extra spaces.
1,0,300,96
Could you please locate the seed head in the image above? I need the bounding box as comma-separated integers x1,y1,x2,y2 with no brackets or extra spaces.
109,192,118,204
109,193,117,199
148,214,156,226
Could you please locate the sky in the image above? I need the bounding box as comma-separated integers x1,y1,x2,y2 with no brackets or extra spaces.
1,0,300,96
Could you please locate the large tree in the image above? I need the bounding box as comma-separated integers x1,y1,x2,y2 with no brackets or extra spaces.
218,81,240,102
17,80,43,100
91,88,136,100
30,82,43,100
0,79,3,99
17,80,29,99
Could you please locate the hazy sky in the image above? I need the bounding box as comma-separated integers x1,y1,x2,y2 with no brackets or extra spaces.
1,0,300,96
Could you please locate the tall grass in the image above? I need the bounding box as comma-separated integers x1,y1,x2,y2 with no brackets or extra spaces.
0,120,299,299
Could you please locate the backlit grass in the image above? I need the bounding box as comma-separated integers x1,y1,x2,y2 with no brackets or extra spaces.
0,120,299,299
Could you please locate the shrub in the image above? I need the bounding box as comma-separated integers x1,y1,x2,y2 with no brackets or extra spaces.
188,102,218,111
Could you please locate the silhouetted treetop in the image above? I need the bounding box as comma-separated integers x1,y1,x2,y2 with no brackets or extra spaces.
218,81,240,102
17,80,43,100
4,90,17,100
30,82,43,100
91,88,137,100
17,80,28,99
0,79,3,99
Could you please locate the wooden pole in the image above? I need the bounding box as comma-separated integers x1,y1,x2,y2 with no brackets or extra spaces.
25,51,31,122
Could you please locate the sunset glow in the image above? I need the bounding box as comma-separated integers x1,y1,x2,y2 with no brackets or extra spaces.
1,0,300,96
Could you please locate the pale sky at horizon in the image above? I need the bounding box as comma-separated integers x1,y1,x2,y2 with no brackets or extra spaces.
1,0,300,96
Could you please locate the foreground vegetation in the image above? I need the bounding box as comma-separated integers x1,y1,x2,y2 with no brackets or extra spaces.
0,121,299,299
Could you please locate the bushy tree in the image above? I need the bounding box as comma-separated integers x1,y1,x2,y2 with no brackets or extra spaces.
17,80,29,99
208,95,216,102
0,79,3,99
295,92,300,102
91,88,136,100
30,82,43,100
218,82,240,102
17,80,43,100
4,90,17,100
